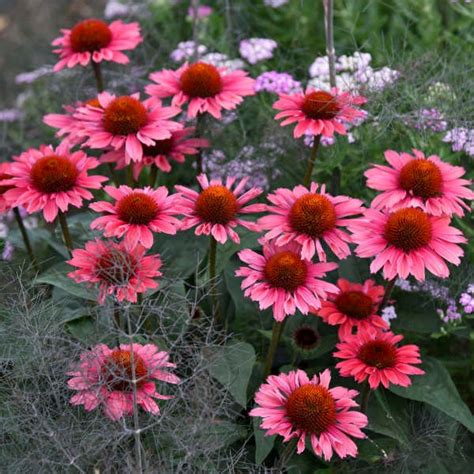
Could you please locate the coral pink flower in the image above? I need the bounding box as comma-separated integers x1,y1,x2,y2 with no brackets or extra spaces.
146,61,255,119
52,19,142,72
90,185,183,248
174,174,265,244
101,127,209,179
68,343,180,420
43,97,102,146
316,278,387,340
67,239,162,304
348,206,466,280
333,328,425,389
2,143,107,222
273,87,366,138
259,183,364,261
0,162,14,213
365,149,474,217
236,240,338,321
250,369,367,460
75,92,182,163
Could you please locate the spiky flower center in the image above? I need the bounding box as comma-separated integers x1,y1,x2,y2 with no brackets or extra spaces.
286,384,337,434
102,349,148,391
357,340,397,369
30,155,78,194
399,159,443,199
195,185,238,224
70,19,112,53
143,137,174,157
85,97,102,108
301,91,341,120
335,290,373,320
293,326,320,350
0,173,13,195
289,194,337,238
180,62,223,98
96,249,137,285
384,208,432,252
264,251,308,292
117,192,159,225
103,96,148,135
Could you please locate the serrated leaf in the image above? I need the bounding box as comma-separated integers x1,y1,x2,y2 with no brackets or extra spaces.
203,341,256,407
389,356,474,433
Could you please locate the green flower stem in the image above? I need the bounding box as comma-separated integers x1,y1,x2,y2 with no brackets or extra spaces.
263,320,287,378
58,212,73,255
209,236,221,324
91,61,104,93
302,135,321,187
380,278,396,310
13,207,38,272
360,380,371,414
149,164,158,187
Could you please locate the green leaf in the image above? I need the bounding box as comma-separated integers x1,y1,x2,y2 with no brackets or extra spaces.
389,356,474,433
36,262,98,301
66,316,97,344
253,417,275,464
203,341,256,407
337,254,370,282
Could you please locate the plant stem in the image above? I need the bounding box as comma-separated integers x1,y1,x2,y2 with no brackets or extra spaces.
190,0,201,61
195,114,205,175
58,212,73,255
208,236,221,323
126,166,134,187
380,278,396,310
91,61,104,93
108,163,120,186
125,307,144,473
276,438,297,470
360,380,371,414
149,165,158,187
13,207,38,272
263,320,286,378
302,135,321,187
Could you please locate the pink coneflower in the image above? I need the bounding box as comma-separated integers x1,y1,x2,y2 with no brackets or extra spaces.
316,278,388,340
174,174,265,244
1,143,107,222
67,239,162,304
348,207,466,280
43,97,102,146
250,369,367,460
273,87,366,138
68,343,180,420
90,185,183,248
146,62,255,119
236,240,338,321
259,183,364,261
333,328,425,389
0,162,14,213
52,19,142,72
75,92,182,163
101,127,209,179
365,149,474,217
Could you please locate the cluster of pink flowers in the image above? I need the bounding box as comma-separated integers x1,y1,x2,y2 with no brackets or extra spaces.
1,13,472,464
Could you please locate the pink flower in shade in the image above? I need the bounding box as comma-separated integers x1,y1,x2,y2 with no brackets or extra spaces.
146,62,255,119
273,87,366,138
67,239,162,304
101,127,209,179
90,185,183,249
365,149,474,217
250,369,367,460
235,240,338,322
348,206,466,281
316,278,388,340
1,143,107,222
258,183,364,262
333,328,425,389
52,19,142,72
68,343,180,420
174,174,265,244
75,92,182,163
0,162,14,213
43,97,102,146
